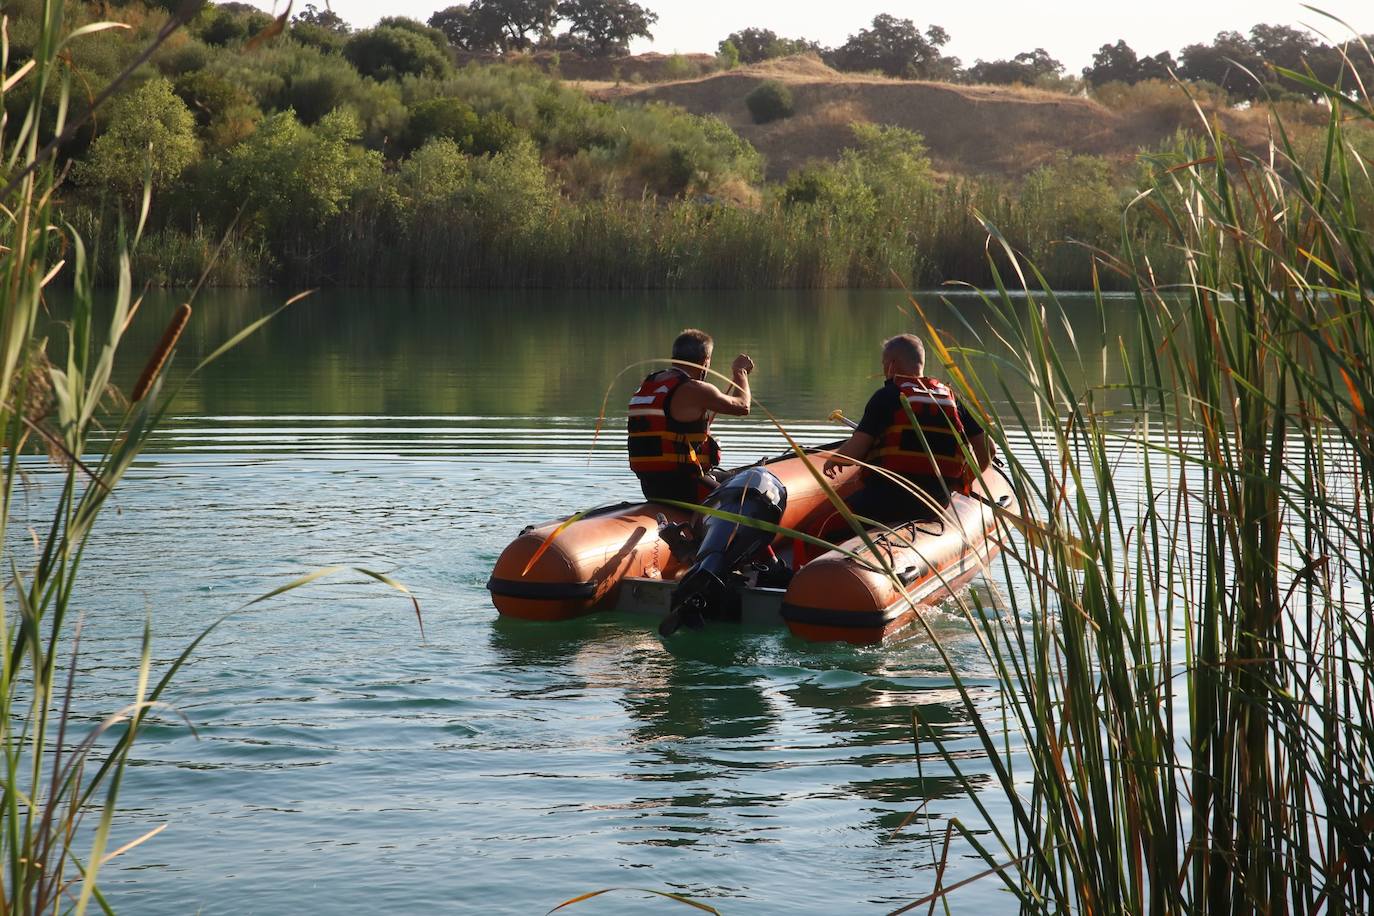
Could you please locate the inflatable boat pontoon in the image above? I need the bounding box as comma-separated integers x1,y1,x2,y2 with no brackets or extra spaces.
487,446,1016,645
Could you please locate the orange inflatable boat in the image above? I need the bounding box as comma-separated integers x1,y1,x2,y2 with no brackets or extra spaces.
486,446,1016,645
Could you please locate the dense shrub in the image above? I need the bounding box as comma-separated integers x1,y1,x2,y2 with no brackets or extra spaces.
745,80,794,123
395,139,473,206
344,26,451,82
54,2,1343,292
661,54,700,81
74,77,199,198
376,16,452,55
192,3,273,47
465,140,557,232
1092,78,1228,113
201,43,407,147
290,22,350,55
219,109,383,237
174,70,263,147
404,98,518,155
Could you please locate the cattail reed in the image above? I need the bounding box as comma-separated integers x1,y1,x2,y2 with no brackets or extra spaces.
130,302,191,402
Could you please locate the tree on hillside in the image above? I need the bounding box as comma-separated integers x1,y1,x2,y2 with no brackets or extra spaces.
427,0,557,52
1247,24,1345,99
294,3,349,33
194,3,274,47
1083,42,1176,87
1083,40,1139,86
429,5,502,52
718,27,816,65
554,0,657,57
344,26,452,80
1248,23,1319,72
967,48,1063,86
1136,51,1176,81
827,14,956,80
378,16,451,53
1179,31,1265,100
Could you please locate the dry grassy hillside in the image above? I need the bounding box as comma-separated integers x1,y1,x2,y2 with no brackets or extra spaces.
587,55,1273,181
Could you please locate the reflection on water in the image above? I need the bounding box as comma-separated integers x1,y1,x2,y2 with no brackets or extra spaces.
91,287,1145,423
37,288,1099,914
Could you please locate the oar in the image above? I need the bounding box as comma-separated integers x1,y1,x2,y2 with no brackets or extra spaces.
825,409,1087,567
828,408,857,430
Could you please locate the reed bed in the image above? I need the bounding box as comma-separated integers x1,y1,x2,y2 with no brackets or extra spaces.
247,175,1182,292
892,44,1374,915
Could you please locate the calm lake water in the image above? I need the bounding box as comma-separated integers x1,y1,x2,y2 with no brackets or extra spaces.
36,288,1139,914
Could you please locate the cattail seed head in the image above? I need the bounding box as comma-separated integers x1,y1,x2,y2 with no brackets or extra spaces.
131,303,191,402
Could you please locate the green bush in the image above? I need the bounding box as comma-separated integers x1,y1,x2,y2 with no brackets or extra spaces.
74,76,199,198
396,138,473,206
376,16,451,55
192,3,273,47
745,80,794,124
405,97,481,153
158,39,210,77
174,70,263,147
290,22,350,55
715,40,740,71
661,54,700,81
344,26,451,82
404,98,519,156
464,139,555,232
194,42,406,148
219,108,383,237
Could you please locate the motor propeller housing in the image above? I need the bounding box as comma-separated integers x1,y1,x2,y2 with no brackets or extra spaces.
659,468,788,636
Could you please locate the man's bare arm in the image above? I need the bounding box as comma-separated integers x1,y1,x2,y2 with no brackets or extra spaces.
682,381,749,417
822,431,876,478
672,354,753,419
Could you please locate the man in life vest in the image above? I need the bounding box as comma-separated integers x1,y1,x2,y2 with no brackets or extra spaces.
822,333,993,524
627,329,754,504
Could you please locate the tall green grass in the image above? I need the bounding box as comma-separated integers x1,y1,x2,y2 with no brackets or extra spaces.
896,39,1374,914
284,173,1170,291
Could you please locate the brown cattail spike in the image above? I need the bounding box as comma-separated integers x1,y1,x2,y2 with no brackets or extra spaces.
131,303,191,402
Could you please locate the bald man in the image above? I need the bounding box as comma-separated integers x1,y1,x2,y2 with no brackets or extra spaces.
823,333,992,524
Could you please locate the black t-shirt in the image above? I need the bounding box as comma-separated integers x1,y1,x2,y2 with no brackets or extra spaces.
856,379,983,440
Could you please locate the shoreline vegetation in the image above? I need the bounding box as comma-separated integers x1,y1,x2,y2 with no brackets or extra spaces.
14,1,1372,290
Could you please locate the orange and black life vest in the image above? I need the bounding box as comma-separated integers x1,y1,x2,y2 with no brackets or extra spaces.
626,369,721,475
868,377,973,495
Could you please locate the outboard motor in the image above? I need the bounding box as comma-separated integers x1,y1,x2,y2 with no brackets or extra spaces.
659,468,789,637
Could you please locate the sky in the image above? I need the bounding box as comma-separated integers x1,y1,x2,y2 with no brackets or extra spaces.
243,1,1374,72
